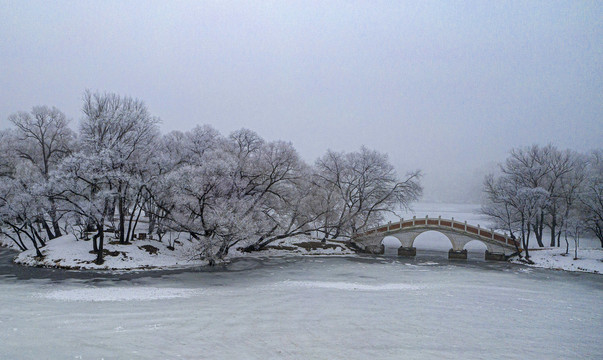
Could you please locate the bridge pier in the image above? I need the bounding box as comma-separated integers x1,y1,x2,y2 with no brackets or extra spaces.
484,251,506,261
448,249,467,260
397,247,416,257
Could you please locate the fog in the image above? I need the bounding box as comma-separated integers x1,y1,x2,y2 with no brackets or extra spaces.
1,1,601,202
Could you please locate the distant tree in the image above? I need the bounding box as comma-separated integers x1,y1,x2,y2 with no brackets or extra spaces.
482,174,523,255
579,150,603,247
564,208,586,259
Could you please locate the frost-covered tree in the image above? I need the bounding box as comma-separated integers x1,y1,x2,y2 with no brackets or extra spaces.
52,151,117,264
498,145,552,247
0,162,52,256
153,127,319,263
1,93,424,266
80,90,160,244
579,150,603,247
482,171,548,260
313,147,422,239
7,106,75,238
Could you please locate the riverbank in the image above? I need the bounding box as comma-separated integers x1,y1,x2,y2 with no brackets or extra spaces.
3,227,602,274
510,247,603,274
5,233,355,270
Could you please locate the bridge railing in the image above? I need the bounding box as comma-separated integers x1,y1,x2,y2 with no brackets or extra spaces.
355,215,520,248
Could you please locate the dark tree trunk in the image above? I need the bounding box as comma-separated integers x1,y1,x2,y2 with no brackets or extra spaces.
595,224,603,248
549,219,556,247
95,226,104,264
49,198,62,238
521,217,530,259
532,216,544,247
30,224,46,247
41,220,55,241
4,232,28,251
118,188,126,244
23,229,43,257
129,203,144,242
92,226,98,253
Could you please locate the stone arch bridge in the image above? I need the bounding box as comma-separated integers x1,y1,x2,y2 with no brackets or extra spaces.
351,216,521,260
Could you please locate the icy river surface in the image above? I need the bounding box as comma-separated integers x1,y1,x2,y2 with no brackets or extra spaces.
1,248,602,360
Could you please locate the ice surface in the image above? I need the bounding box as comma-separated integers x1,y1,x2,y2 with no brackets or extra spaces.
1,253,602,360
282,280,425,291
40,287,202,302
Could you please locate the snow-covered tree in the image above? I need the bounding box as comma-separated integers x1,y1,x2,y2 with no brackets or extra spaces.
0,162,52,256
579,150,603,247
7,106,75,238
313,147,422,239
80,90,160,244
52,150,118,264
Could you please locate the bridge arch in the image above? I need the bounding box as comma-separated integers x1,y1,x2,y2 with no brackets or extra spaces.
381,236,402,248
381,236,402,256
463,239,489,252
409,230,454,252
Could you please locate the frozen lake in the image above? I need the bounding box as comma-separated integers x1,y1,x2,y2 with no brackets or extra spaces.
1,246,602,359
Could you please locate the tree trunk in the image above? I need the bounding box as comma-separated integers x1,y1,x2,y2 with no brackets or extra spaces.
532,217,544,247
23,229,43,257
549,219,556,247
49,198,62,238
91,220,99,252
521,217,530,259
95,226,104,265
129,204,144,242
4,232,28,251
41,220,55,241
118,189,126,244
30,224,46,247
148,205,155,236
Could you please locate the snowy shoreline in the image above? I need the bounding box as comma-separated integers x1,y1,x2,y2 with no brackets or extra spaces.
510,247,603,274
3,233,356,271
2,232,602,274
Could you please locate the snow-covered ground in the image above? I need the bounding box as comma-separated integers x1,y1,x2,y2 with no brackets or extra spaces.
12,233,207,270
510,247,603,274
7,232,355,270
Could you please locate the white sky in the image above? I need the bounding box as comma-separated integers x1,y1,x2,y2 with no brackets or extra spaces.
1,0,601,202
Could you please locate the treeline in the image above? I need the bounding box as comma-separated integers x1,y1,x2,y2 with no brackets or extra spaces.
0,91,422,265
482,145,602,260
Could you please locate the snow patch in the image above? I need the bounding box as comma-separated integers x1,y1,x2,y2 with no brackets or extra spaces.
40,287,201,302
510,248,603,274
283,280,425,291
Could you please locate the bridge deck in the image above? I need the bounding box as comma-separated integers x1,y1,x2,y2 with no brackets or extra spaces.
355,216,520,249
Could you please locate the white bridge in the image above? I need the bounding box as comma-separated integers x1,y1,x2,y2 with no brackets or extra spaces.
351,215,521,260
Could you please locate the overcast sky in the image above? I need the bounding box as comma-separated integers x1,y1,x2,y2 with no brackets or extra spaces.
1,0,601,202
